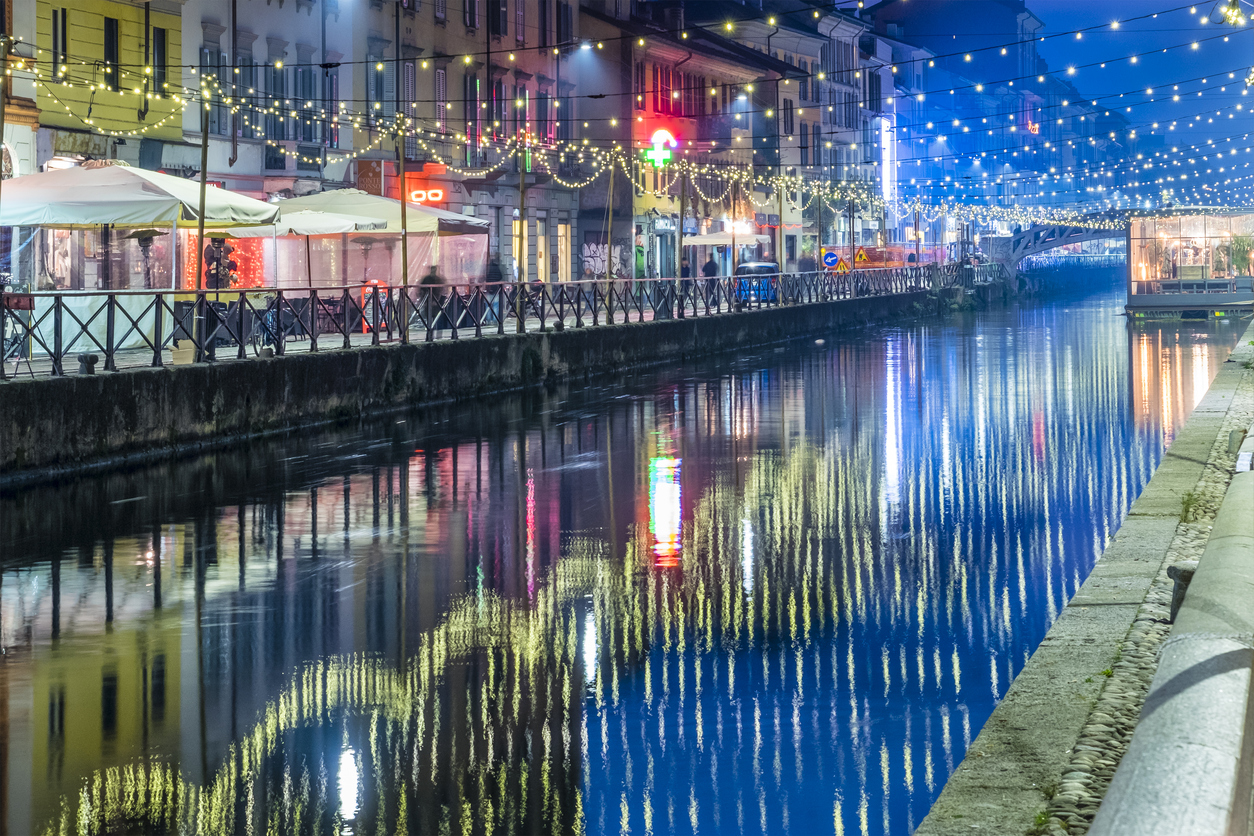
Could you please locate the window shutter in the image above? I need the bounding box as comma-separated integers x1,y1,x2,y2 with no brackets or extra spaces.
516,0,524,43
435,68,447,132
384,60,396,120
435,0,447,21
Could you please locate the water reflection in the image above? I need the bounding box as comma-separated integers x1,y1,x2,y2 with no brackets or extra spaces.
0,288,1243,836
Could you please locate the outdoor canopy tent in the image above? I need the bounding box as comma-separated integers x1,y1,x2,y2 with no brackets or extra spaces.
274,189,490,287
683,232,771,246
0,164,280,228
277,189,489,236
230,210,388,238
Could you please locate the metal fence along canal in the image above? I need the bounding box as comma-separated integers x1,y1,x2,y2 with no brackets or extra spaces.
1,265,1004,378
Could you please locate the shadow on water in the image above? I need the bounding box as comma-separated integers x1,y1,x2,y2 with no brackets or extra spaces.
0,283,1246,836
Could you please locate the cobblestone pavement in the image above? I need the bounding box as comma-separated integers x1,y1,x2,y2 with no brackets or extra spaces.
1040,347,1254,835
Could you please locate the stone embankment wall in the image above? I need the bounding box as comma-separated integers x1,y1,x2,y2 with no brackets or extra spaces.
0,292,930,481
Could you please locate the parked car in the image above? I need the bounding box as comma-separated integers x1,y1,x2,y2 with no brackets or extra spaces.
734,262,780,304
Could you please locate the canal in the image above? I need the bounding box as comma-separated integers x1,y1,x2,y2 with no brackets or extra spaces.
0,281,1244,836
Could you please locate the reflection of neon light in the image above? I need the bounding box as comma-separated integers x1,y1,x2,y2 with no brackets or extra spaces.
645,129,678,168
339,748,359,821
649,457,682,567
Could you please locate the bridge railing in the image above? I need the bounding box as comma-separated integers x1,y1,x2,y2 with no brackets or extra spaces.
1,264,1003,378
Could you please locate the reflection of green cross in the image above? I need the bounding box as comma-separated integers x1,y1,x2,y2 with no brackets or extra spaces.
645,141,672,167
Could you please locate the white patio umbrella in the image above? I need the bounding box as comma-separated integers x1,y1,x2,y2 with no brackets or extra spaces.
231,210,389,287
683,232,771,247
0,164,279,228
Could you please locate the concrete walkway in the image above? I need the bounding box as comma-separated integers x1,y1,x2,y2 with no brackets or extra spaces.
914,318,1254,836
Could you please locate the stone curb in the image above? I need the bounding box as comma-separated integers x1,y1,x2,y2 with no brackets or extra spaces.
1089,471,1254,836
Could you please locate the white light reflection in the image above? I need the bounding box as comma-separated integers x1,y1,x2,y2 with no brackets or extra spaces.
582,609,598,684
742,519,755,595
338,747,359,824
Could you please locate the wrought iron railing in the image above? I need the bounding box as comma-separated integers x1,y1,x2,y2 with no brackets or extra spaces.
0,263,1004,379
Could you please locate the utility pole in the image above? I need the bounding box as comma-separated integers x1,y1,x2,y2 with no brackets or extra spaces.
731,175,738,275
914,208,920,265
776,177,784,270
395,1,410,342
604,157,614,322
516,147,528,333
678,166,687,279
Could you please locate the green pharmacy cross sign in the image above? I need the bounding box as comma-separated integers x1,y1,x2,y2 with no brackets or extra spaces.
645,129,678,168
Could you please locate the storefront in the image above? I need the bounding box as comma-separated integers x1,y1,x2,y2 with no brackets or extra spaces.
1127,209,1254,315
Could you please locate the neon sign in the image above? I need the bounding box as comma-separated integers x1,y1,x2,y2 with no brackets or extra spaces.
645,129,678,168
408,188,445,203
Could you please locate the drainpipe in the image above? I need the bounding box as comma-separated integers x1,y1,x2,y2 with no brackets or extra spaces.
138,2,150,121
227,0,238,167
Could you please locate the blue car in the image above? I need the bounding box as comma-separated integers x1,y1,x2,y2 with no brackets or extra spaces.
734,263,780,304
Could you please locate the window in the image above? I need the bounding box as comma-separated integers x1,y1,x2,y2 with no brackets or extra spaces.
490,0,508,37
325,68,340,148
200,47,227,134
538,0,548,48
464,72,480,155
296,66,316,142
536,91,549,142
266,60,286,140
634,62,645,110
152,28,167,98
51,9,68,70
799,119,808,165
237,52,256,138
652,64,659,113
435,68,447,132
799,61,808,102
464,0,479,29
783,99,795,136
557,1,572,45
812,123,822,166
435,0,447,21
403,60,416,156
557,94,571,141
492,78,507,135
516,0,524,44
513,85,527,137
103,18,120,90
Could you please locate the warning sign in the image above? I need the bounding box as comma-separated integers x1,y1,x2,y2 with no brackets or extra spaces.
834,257,850,274
855,246,868,263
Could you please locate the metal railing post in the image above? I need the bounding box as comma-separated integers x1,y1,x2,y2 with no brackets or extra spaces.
52,296,63,376
236,291,247,360
276,290,287,356
152,294,164,367
104,294,117,371
341,288,351,350
309,289,319,352
370,288,381,346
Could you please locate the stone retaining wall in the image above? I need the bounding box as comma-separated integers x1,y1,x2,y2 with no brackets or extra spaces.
0,292,929,481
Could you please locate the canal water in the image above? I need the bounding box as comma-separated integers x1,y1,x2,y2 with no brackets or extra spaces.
0,282,1245,836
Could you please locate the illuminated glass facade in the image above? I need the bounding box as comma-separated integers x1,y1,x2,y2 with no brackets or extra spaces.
1128,210,1254,304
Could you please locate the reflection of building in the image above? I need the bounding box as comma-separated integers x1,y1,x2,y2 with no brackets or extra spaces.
1127,208,1254,317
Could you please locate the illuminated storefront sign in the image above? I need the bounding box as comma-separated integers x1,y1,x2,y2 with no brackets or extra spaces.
645,129,678,168
408,188,445,203
649,456,682,568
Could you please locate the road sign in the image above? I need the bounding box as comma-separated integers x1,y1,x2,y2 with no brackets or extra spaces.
855,246,868,263
834,257,850,274
822,249,840,269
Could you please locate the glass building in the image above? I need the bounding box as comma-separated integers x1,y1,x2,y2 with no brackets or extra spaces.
1127,208,1254,315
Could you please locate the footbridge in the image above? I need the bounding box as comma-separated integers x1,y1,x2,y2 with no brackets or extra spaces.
986,214,1127,279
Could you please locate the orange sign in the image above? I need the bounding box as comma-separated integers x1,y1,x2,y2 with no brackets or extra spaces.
834,257,850,274
408,188,445,203
855,246,868,263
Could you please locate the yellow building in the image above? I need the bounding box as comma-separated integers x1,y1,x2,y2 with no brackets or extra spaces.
35,0,184,155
